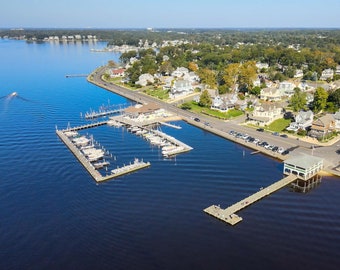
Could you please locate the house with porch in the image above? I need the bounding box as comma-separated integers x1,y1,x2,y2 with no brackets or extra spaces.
247,103,284,126
260,87,282,101
286,110,314,131
108,68,126,78
278,81,296,97
170,79,193,99
309,114,336,138
136,73,155,87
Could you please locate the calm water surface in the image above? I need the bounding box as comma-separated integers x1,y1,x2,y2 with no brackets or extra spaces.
0,39,339,270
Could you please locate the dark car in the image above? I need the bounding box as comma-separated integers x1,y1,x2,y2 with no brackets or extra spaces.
272,146,279,152
194,118,200,122
272,132,280,136
256,128,264,132
280,134,288,138
282,150,290,155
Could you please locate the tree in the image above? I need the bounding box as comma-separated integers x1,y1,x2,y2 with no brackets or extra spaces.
238,61,257,92
107,60,117,67
327,88,340,108
198,68,217,89
249,86,261,96
198,89,212,107
312,87,329,113
188,62,198,72
223,63,240,90
290,87,307,112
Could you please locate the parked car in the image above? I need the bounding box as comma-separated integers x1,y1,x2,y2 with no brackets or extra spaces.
272,132,280,136
282,150,290,155
194,118,200,122
280,134,288,138
256,128,264,132
272,146,279,152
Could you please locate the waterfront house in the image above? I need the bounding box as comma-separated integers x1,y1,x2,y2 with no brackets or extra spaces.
211,94,238,112
309,114,336,138
108,68,126,78
320,69,334,80
286,110,314,131
260,87,282,101
170,79,193,99
247,102,284,126
136,73,155,87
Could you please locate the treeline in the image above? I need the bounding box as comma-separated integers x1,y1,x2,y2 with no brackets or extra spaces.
2,28,340,48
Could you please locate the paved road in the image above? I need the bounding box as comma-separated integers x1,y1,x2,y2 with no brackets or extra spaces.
88,67,340,176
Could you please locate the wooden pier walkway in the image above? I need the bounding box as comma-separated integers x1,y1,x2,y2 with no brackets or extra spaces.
204,174,298,225
62,121,108,131
85,108,124,119
159,122,182,129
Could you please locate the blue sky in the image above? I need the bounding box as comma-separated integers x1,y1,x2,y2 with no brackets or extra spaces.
2,0,340,28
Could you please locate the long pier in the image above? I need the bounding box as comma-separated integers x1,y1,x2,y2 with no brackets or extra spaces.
65,74,88,78
85,108,125,119
63,121,108,131
204,174,298,225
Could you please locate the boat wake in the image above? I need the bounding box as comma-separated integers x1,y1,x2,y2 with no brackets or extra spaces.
0,92,33,102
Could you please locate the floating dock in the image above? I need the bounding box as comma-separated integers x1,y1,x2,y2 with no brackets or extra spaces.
63,121,108,131
56,129,150,182
65,74,88,78
204,174,298,225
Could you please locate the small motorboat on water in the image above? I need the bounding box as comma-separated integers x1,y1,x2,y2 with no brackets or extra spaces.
10,92,18,97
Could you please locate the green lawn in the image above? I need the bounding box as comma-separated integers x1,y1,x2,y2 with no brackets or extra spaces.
143,88,169,100
267,118,291,132
185,102,243,119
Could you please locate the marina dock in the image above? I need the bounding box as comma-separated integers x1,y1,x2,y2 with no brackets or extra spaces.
56,129,151,182
204,174,298,225
63,121,108,131
65,74,88,78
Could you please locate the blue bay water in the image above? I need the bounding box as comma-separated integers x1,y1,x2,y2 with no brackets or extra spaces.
0,39,340,270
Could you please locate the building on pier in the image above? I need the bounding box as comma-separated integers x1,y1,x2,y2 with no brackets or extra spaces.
283,154,323,180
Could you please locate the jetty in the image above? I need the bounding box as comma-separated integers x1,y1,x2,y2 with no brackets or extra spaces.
204,174,298,225
159,122,182,129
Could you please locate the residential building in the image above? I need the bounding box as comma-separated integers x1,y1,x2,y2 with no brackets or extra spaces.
170,79,193,99
108,68,125,78
287,110,314,131
278,81,295,97
247,103,284,126
260,87,282,101
320,69,334,80
136,73,154,87
309,114,336,138
334,110,340,131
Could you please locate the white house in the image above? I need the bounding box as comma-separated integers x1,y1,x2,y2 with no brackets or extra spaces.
287,110,314,131
136,73,154,87
260,87,282,102
170,79,193,99
278,81,295,97
211,94,238,112
294,69,304,78
171,67,189,78
320,69,334,80
248,103,284,126
256,62,269,70
183,71,200,83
